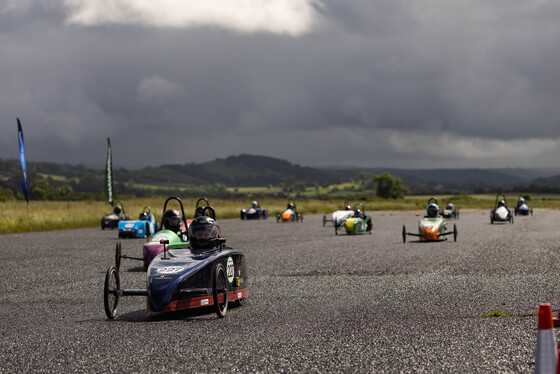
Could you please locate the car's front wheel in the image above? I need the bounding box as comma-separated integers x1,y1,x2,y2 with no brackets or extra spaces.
104,266,120,319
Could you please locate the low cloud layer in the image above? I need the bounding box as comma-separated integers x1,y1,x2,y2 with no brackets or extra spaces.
1,0,560,169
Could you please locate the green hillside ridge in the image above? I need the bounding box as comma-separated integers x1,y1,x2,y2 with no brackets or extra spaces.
2,154,560,200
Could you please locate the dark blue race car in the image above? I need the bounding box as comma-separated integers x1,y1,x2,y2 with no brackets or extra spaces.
104,199,248,320
240,200,268,220
514,196,533,216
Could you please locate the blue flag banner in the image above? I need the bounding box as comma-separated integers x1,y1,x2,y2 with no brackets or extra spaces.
17,118,29,204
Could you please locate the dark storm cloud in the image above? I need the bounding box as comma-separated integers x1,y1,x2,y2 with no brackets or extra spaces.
1,0,560,169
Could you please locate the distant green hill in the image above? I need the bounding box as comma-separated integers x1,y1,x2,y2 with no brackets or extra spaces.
2,154,560,198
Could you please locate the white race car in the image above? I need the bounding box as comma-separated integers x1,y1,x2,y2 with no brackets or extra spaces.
490,193,513,224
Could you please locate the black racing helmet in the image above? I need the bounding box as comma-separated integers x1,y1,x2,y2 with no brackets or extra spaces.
162,209,182,232
287,203,295,210
427,203,439,217
188,216,218,249
113,205,122,215
194,206,206,218
139,212,149,221
498,200,506,207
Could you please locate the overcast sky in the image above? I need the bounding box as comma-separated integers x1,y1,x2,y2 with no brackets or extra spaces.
1,0,560,170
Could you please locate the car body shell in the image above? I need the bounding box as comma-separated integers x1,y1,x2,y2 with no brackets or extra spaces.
324,209,354,227
147,247,248,313
118,212,157,238
491,206,513,223
417,217,448,241
240,206,268,220
441,205,459,219
277,208,302,222
101,213,128,229
143,229,189,268
336,213,372,235
514,202,532,216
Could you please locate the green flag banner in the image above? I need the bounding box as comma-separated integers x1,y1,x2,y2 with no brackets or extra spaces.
105,137,114,206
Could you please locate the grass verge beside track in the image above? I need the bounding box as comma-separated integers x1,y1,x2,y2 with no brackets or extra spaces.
1,194,559,234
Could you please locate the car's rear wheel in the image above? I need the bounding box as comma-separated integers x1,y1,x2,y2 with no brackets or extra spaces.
213,263,228,318
104,266,120,319
323,215,327,227
402,225,407,243
453,224,458,242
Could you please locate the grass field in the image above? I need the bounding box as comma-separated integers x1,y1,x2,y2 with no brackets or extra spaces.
1,194,559,234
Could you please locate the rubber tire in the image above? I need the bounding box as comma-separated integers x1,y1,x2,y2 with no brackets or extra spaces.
453,224,458,242
402,225,406,243
300,214,303,222
213,263,228,318
115,242,121,270
323,215,327,227
276,213,281,223
104,266,120,319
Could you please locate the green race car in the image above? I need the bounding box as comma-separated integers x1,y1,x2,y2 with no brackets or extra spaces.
335,203,372,235
402,198,457,242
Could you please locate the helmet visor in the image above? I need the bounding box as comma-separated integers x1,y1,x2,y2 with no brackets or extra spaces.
191,223,218,240
167,216,181,228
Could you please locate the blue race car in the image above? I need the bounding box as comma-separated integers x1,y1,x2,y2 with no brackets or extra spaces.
118,206,158,238
514,196,533,216
240,200,268,220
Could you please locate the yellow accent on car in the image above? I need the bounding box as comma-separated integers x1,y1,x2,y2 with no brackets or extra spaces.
345,218,357,233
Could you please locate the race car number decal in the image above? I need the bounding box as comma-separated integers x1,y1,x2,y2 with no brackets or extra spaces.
226,256,234,284
125,223,134,228
157,267,184,274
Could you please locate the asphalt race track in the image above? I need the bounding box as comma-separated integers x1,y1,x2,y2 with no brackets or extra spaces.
1,209,560,372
